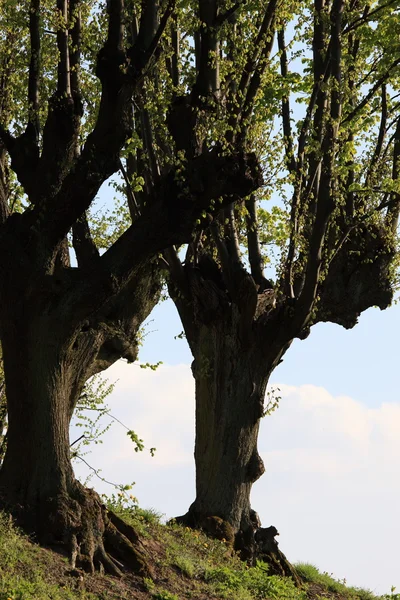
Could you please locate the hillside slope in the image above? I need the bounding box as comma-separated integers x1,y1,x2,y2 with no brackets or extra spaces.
0,508,395,600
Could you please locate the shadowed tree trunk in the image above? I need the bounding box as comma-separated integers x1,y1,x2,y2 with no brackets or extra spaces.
171,267,289,555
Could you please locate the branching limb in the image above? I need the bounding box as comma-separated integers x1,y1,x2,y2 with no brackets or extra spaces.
278,28,296,175
236,1,277,143
246,195,272,290
385,118,400,233
72,213,100,269
56,0,71,97
342,58,400,125
163,246,189,297
31,0,174,250
284,1,331,298
344,0,397,34
295,0,344,327
69,0,83,125
27,0,41,143
224,204,241,265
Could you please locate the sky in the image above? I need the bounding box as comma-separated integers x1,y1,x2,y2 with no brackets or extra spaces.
71,296,400,596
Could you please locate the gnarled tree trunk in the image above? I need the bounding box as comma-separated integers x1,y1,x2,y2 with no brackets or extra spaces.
172,266,291,569
0,230,162,576
188,311,268,536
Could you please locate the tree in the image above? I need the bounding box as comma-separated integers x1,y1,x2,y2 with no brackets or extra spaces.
160,0,400,558
0,0,261,575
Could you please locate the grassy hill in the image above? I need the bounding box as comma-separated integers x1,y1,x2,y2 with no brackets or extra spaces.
0,506,396,600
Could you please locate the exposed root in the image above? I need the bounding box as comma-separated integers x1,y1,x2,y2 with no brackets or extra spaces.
0,481,152,579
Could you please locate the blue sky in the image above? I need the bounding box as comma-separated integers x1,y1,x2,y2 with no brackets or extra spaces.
140,292,400,408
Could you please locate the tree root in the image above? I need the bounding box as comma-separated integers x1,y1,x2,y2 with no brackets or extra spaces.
1,481,153,579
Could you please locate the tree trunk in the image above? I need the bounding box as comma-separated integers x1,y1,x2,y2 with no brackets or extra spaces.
0,224,161,576
188,309,268,538
0,313,151,576
172,267,297,576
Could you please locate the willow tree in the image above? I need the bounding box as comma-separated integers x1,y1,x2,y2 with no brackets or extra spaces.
149,0,399,550
0,0,261,574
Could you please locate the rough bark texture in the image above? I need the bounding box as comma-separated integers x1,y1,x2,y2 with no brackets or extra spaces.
0,218,163,575
172,264,291,572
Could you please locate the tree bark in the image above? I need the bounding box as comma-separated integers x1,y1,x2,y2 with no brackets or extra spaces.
172,266,289,566
188,311,268,536
0,310,154,576
0,226,162,575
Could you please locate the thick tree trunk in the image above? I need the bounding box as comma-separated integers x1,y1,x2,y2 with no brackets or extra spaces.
0,316,151,576
0,222,161,576
172,267,297,577
188,309,268,537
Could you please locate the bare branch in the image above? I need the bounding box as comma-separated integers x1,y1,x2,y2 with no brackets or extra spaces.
295,0,344,325
72,213,100,269
27,0,41,142
278,28,296,174
56,0,71,96
69,0,83,119
385,118,400,233
246,195,271,290
119,158,141,220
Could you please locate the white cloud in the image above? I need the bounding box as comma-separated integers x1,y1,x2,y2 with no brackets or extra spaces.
71,362,400,595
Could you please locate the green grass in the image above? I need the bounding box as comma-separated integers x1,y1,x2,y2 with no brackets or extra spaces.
295,562,381,600
0,513,94,600
0,509,395,600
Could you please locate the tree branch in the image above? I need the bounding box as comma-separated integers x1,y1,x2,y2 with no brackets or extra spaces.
278,28,296,175
69,0,83,125
99,149,262,290
364,85,387,187
343,0,398,34
72,212,100,269
216,1,245,25
119,158,141,220
342,58,400,125
27,0,41,143
246,195,271,290
0,143,10,224
224,204,241,265
30,0,174,250
295,0,344,327
163,246,189,297
193,0,220,99
56,0,71,97
385,118,400,233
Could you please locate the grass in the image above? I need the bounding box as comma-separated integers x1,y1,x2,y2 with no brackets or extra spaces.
0,513,95,600
0,508,396,600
